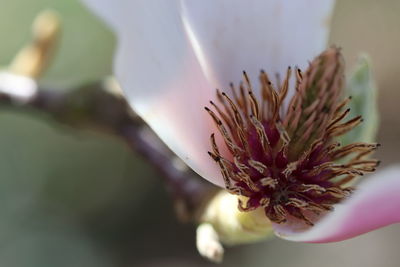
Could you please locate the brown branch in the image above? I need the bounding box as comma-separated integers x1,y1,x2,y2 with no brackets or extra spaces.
0,79,217,222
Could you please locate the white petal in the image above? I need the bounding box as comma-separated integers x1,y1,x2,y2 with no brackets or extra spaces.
181,0,335,96
82,0,225,186
273,166,400,242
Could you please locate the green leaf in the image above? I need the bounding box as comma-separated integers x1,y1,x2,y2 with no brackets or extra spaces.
338,55,379,145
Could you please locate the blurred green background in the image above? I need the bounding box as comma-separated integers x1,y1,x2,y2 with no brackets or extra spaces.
0,0,398,266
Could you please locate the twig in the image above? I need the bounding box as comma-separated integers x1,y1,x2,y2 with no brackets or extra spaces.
0,78,217,222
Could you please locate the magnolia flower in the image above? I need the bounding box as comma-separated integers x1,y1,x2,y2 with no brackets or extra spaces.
83,0,400,248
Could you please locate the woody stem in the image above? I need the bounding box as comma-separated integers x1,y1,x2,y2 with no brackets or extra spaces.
0,80,217,221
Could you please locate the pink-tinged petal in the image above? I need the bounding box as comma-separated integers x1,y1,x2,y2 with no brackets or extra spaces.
82,0,225,187
181,0,335,96
273,166,400,243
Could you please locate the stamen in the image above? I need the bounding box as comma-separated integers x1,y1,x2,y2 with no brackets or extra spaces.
205,47,379,226
278,67,292,106
260,177,278,188
248,159,267,174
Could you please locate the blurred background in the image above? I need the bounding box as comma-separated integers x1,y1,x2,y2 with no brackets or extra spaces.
0,0,398,266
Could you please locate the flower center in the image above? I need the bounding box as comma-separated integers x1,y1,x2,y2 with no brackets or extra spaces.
205,48,379,225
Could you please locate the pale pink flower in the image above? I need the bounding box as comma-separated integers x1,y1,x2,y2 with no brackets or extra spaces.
83,0,400,242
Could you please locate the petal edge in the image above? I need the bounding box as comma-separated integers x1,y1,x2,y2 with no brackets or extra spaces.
273,166,400,243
